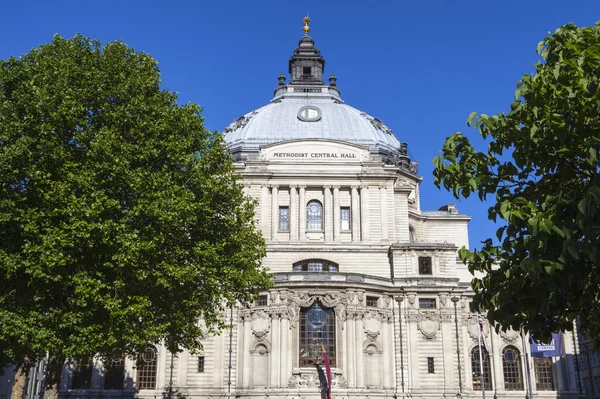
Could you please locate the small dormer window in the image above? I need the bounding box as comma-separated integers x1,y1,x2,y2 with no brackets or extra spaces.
303,66,312,76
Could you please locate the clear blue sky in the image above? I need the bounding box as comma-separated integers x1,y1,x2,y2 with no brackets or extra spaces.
2,0,598,250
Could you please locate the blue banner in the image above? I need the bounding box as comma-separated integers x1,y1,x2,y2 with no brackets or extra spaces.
530,333,563,357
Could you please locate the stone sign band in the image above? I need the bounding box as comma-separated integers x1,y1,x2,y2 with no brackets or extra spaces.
273,152,357,159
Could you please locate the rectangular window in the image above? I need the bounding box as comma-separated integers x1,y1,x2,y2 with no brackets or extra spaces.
418,256,432,275
198,356,205,373
256,294,268,306
419,298,436,309
340,207,351,231
427,357,435,374
303,66,312,76
279,206,289,231
366,296,378,307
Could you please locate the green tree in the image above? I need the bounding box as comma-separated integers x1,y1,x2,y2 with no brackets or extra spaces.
0,35,270,398
433,22,600,346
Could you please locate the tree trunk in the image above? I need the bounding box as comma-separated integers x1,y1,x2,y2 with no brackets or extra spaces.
42,357,65,399
10,358,32,399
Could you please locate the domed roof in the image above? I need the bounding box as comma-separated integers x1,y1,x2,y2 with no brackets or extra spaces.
224,95,401,155
223,19,406,162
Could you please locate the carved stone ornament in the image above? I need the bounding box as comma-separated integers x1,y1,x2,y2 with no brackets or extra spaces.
359,112,394,136
439,293,448,307
251,309,270,338
467,314,490,340
500,329,520,344
418,311,441,339
287,291,348,329
289,370,346,389
395,176,416,188
223,110,258,134
407,294,416,306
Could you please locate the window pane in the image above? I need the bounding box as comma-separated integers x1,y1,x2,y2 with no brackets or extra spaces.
366,296,378,307
136,347,157,390
104,357,125,390
418,257,432,275
472,348,493,390
71,358,93,389
198,356,205,373
534,358,554,391
299,302,336,367
279,206,289,231
503,347,524,390
427,357,435,374
292,259,339,273
419,298,436,309
340,207,350,231
307,201,323,230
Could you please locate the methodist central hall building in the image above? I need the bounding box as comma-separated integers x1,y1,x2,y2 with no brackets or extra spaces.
9,18,580,399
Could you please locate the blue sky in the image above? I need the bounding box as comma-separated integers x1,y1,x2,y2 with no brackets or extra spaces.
2,0,599,250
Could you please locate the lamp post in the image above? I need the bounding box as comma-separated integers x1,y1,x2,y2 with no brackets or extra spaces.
451,297,463,394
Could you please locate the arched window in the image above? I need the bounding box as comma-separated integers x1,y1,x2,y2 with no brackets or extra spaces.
502,346,524,390
71,357,93,389
299,301,336,367
471,347,493,390
409,227,415,242
534,357,555,390
136,346,157,390
104,356,125,389
293,259,339,272
307,200,323,230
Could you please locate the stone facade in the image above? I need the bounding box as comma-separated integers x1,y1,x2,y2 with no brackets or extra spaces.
46,19,583,399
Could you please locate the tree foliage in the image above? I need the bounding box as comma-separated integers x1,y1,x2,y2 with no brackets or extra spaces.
433,22,600,345
0,35,270,374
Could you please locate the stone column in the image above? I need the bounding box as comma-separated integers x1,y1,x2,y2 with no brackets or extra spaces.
270,313,280,388
333,186,340,241
177,350,189,388
280,314,290,387
382,317,393,389
290,185,297,241
361,185,369,242
351,185,360,242
408,313,420,389
324,185,332,241
242,316,252,388
355,312,365,388
380,185,389,241
346,313,356,387
441,310,455,390
157,345,167,390
270,185,278,241
261,185,269,238
299,186,306,241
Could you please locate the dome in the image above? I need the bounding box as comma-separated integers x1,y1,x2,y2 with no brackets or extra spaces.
223,29,406,162
224,94,401,155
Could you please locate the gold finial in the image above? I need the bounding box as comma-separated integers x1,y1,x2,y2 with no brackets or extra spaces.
303,16,311,34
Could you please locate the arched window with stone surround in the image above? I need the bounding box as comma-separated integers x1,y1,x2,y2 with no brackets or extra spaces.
306,200,323,231
299,301,336,367
502,346,524,390
471,347,493,390
534,357,555,390
136,346,158,390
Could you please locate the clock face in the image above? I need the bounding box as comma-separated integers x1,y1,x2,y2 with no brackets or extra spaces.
297,106,322,122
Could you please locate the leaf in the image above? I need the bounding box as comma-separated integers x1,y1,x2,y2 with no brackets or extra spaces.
467,111,477,126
